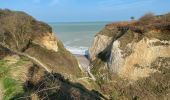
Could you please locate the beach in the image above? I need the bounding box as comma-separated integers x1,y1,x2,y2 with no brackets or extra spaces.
49,22,108,56
74,54,90,71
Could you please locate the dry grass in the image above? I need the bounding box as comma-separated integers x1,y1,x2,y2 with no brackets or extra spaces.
0,9,52,51
104,12,170,35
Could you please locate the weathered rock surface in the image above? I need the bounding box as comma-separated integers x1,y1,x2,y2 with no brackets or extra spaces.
89,16,170,80
88,34,112,61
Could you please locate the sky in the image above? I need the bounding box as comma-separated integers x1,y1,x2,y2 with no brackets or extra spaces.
0,0,170,22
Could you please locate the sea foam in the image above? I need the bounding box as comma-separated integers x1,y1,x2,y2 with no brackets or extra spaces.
65,46,88,55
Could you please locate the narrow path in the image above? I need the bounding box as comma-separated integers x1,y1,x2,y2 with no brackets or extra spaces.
1,43,95,81
0,43,51,73
22,54,52,72
75,54,96,81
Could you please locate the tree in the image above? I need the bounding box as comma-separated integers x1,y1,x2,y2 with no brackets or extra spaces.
130,16,135,20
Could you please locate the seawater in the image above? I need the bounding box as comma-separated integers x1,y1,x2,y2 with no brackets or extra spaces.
49,22,109,55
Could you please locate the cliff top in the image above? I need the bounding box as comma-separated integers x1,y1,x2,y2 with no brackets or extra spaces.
0,9,82,78
98,13,170,41
106,13,170,31
0,9,53,51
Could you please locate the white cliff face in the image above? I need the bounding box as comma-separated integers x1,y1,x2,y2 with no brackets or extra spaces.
89,28,170,81
88,34,112,61
110,38,170,80
109,40,124,73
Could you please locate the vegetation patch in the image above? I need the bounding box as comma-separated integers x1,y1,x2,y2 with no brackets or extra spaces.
0,58,28,100
90,58,111,88
91,58,105,76
97,13,170,42
25,42,82,78
2,77,23,100
98,28,116,37
0,9,52,51
12,73,105,100
98,57,170,99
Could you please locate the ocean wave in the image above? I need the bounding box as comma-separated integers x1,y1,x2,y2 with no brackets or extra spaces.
65,46,88,55
64,39,82,45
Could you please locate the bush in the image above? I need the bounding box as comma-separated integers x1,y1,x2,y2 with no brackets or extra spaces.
0,9,52,51
161,13,170,22
138,13,155,25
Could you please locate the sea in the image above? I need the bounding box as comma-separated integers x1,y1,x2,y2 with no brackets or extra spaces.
49,22,109,55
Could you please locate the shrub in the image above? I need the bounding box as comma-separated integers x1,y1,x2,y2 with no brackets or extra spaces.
138,13,155,25
0,9,52,51
161,13,170,22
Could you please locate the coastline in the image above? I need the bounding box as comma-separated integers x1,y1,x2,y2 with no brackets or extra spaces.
66,45,90,68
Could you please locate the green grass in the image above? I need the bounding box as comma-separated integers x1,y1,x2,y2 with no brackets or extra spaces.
91,58,109,87
91,59,105,75
0,60,10,78
2,77,24,100
0,59,26,78
110,91,118,100
0,59,26,100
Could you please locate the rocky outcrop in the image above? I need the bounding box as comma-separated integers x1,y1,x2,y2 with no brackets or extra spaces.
88,34,112,61
89,14,170,99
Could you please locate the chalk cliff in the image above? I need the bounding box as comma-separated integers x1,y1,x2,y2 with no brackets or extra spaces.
89,13,170,99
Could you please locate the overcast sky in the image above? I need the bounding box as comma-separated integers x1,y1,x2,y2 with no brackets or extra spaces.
0,0,170,22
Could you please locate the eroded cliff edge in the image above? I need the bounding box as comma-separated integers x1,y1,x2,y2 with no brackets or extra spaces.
89,13,170,99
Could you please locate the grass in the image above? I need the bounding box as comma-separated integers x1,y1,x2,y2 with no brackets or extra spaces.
0,9,52,51
0,58,27,100
2,77,24,100
98,13,170,41
91,58,105,75
145,31,170,41
104,57,170,99
0,60,10,78
98,28,115,37
110,91,118,100
91,58,110,87
26,41,82,79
